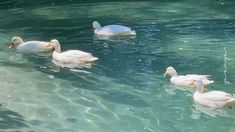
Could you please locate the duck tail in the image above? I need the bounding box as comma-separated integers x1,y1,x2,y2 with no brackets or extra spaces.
87,57,99,62
225,98,235,108
130,30,136,35
203,80,214,85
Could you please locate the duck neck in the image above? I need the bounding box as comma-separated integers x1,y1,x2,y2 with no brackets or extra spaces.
171,71,178,77
15,40,24,47
196,86,204,93
94,29,98,34
54,44,61,53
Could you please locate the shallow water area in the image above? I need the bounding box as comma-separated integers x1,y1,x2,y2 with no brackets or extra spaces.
1,0,235,131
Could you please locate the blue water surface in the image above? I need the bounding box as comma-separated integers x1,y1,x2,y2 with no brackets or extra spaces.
0,0,235,131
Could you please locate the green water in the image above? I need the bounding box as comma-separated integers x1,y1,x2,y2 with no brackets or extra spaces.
1,0,235,131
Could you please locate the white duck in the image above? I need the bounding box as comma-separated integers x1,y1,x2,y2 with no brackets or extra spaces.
92,21,136,36
164,66,214,88
8,36,53,52
193,79,235,109
49,39,98,66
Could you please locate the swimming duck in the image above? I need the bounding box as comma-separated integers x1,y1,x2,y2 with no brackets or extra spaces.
92,21,136,36
8,36,53,52
193,79,235,109
49,39,98,66
164,66,214,88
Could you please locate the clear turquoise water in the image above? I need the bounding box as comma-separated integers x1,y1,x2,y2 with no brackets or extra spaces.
1,0,235,131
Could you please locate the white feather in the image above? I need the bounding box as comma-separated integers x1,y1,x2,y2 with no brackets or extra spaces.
93,21,136,36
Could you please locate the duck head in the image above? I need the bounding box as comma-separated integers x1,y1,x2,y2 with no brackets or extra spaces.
164,66,178,77
49,39,61,52
92,21,102,30
9,36,24,48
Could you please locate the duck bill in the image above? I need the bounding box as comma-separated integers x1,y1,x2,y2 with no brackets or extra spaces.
46,43,53,49
189,80,196,87
8,43,14,48
163,72,168,77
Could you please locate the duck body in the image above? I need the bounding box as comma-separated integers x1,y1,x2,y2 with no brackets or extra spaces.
170,74,213,88
95,25,136,36
17,41,53,52
193,80,235,109
164,66,214,88
52,50,98,64
49,39,98,67
170,75,197,88
9,36,53,53
93,21,136,36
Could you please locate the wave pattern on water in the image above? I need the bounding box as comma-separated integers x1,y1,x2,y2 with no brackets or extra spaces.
0,0,235,132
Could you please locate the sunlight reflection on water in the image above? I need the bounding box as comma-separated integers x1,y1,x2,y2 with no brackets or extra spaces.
0,0,235,132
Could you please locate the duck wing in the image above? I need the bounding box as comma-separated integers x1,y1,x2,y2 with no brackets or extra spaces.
171,75,196,87
202,91,233,101
17,41,51,52
185,74,210,80
185,74,214,84
61,50,98,62
100,25,132,35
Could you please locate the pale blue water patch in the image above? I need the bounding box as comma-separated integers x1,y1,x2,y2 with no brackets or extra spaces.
1,0,235,132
